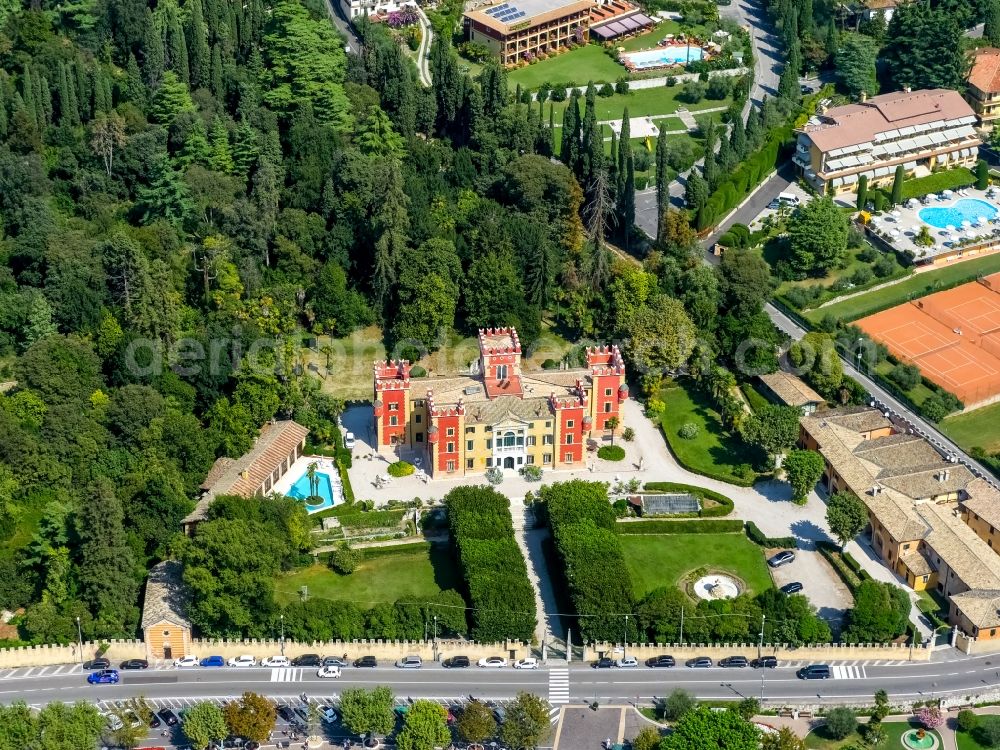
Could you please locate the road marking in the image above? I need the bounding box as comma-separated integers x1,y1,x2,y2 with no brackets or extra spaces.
22,668,35,677
271,668,303,683
548,668,570,704
831,665,867,680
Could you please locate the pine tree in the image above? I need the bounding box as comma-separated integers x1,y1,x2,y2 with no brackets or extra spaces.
142,8,166,88
124,54,145,109
179,117,211,166
150,70,195,124
208,118,234,173
986,0,1000,47
188,0,211,88
231,120,259,178
138,154,193,226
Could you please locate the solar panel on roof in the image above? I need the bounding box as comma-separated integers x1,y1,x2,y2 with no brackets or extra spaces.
485,3,510,16
511,10,525,18
640,494,699,515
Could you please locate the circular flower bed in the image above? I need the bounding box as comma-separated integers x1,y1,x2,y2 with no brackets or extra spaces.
597,445,626,461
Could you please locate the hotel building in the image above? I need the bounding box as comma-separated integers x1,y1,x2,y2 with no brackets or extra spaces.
463,0,596,66
966,47,1000,131
794,88,981,194
800,407,1000,641
373,328,627,478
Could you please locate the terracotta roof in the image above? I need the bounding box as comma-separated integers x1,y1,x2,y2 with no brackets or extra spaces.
898,549,934,577
465,394,554,425
951,589,1000,629
141,561,190,629
758,371,823,408
861,0,899,9
464,0,594,35
969,48,1000,95
918,501,1000,590
182,420,309,525
802,89,976,152
961,479,1000,531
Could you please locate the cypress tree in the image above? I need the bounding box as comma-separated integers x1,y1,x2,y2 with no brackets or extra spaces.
824,22,839,58
560,102,574,166
124,54,145,109
0,89,7,139
730,115,747,161
208,117,234,173
987,0,1000,47
581,83,601,186
23,65,39,131
75,61,91,122
857,174,868,211
188,0,211,89
168,4,190,84
655,130,669,235
685,170,709,215
617,107,631,197
92,70,111,114
231,120,259,178
717,136,734,174
891,164,904,205
703,151,719,192
210,44,224,99
619,154,635,249
142,8,166,87
57,63,71,125
746,106,763,151
39,73,52,128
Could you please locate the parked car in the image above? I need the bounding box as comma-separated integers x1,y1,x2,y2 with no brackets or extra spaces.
343,432,356,450
490,703,507,724
261,656,290,668
615,656,639,668
291,654,322,667
319,706,339,724
395,655,422,669
156,708,180,726
593,658,615,669
293,706,310,724
720,656,749,668
444,655,470,668
87,669,120,684
514,657,538,669
227,655,257,667
768,550,796,567
120,659,148,670
797,664,832,680
173,655,199,668
646,655,675,668
477,656,508,668
322,656,348,667
780,581,804,594
149,713,162,729
200,656,225,667
354,656,378,668
84,658,111,670
317,665,342,679
686,657,713,668
276,706,297,723
124,710,143,728
103,712,124,730
244,743,260,750
753,656,778,669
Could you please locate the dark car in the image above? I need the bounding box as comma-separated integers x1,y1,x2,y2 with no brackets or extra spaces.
157,709,179,726
291,654,322,667
354,655,378,668
797,664,832,680
780,581,804,594
686,657,713,668
753,656,778,669
120,659,149,670
322,656,348,667
149,713,162,729
84,658,111,670
444,655,470,668
646,655,675,668
720,656,749,668
244,743,260,750
200,656,225,667
277,705,297,723
593,658,615,669
768,551,796,568
293,706,310,724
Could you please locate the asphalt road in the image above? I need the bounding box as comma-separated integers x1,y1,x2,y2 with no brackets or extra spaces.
6,654,1000,709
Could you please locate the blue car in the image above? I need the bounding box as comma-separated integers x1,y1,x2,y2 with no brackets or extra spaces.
200,655,225,667
87,669,120,684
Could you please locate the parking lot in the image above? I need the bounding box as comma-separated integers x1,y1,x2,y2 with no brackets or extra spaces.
768,548,854,633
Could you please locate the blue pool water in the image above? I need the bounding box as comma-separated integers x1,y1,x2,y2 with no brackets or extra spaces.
286,471,337,512
919,199,999,229
622,46,704,70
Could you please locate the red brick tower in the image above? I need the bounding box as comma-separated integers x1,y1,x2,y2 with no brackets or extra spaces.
373,360,411,446
549,384,587,469
427,393,465,477
478,327,523,398
586,344,627,434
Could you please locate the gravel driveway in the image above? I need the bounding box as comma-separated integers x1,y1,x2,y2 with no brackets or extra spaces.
768,549,854,634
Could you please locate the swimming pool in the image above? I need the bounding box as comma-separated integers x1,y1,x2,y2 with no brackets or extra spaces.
919,199,999,229
286,471,338,512
621,45,704,70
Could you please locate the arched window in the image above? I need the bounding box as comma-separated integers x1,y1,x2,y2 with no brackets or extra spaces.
503,431,516,447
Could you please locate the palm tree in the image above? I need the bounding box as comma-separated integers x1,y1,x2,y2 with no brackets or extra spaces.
605,415,620,445
306,461,319,499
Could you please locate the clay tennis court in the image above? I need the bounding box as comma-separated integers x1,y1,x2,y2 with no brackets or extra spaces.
857,274,1000,406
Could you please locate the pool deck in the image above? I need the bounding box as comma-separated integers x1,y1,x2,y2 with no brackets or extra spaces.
867,186,1000,263
272,455,345,511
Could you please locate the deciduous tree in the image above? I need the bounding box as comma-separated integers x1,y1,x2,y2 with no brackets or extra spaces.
223,692,277,742
782,450,826,504
396,700,451,750
826,492,868,548
183,702,228,749
339,687,395,739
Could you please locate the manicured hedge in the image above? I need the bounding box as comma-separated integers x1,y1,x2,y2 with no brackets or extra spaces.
816,540,870,594
745,521,797,549
617,519,744,534
642,482,735,518
339,464,354,504
541,481,634,642
338,509,406,530
445,486,536,642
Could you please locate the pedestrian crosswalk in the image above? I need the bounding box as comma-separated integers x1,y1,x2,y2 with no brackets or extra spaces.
270,668,304,682
832,665,867,680
548,668,570,705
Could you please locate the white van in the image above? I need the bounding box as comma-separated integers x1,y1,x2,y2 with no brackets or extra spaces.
778,192,801,206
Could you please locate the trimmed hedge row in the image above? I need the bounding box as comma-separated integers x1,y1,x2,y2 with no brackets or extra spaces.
445,486,536,642
745,521,797,549
816,540,871,594
541,481,634,643
617,519,744,534
338,509,406,530
642,481,735,518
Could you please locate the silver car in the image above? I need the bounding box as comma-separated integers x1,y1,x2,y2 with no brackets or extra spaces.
395,655,422,669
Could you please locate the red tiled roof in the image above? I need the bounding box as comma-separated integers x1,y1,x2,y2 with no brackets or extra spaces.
969,47,1000,95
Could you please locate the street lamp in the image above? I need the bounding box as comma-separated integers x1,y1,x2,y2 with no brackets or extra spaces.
75,616,83,667
280,614,285,657
623,614,629,660
758,614,766,703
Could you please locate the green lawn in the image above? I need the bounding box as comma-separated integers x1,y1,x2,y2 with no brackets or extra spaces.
901,167,975,200
775,244,908,311
544,85,730,123
805,721,940,750
803,252,1000,324
656,379,763,485
957,728,996,750
274,542,460,606
941,400,1000,454
620,533,773,599
873,360,937,408
617,20,684,51
508,45,626,89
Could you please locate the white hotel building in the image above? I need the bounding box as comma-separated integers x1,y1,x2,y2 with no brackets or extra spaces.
794,89,981,195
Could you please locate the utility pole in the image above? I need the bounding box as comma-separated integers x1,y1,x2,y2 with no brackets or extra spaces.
758,614,765,660
623,614,629,661
679,608,684,645
433,615,438,662
75,616,83,667
280,614,285,656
